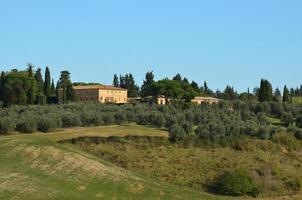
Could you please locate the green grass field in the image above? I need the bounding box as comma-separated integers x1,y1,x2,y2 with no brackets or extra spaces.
1,124,302,200
0,124,229,200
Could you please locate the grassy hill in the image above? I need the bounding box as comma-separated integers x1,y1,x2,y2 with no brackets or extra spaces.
0,125,226,200
1,124,302,200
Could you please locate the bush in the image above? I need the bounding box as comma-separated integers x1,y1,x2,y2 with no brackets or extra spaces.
0,117,16,134
169,124,186,141
114,111,126,124
182,122,193,134
272,132,298,150
16,119,37,133
151,113,166,128
212,170,259,197
61,113,82,127
296,115,302,128
281,112,294,127
80,112,95,126
37,117,60,132
103,113,115,125
93,114,104,126
257,126,270,140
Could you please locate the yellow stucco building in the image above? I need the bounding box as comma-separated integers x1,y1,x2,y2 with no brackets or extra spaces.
58,85,128,104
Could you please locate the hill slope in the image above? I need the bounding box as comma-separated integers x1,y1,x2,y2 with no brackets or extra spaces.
0,125,224,200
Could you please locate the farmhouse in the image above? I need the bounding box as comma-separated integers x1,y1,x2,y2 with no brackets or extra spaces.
191,96,221,105
58,85,128,104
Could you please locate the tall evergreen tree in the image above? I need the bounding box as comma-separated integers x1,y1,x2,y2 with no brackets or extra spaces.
27,64,35,104
44,66,51,97
259,79,273,102
34,68,44,93
0,71,4,102
58,70,75,103
125,74,139,97
173,73,182,82
223,85,238,100
273,88,281,102
50,79,56,95
113,74,119,87
141,71,155,97
119,74,125,88
283,85,290,102
191,81,201,94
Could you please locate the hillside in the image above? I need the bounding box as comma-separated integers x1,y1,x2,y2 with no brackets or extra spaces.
0,124,302,199
0,125,226,200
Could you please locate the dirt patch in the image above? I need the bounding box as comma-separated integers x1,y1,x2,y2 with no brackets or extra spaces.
0,171,56,200
128,182,145,194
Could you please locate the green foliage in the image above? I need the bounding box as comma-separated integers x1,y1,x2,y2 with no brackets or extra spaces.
212,170,259,197
169,124,186,141
119,73,140,97
281,112,294,127
0,117,16,134
103,113,115,125
259,79,273,102
296,115,302,128
58,70,75,103
283,85,290,102
272,132,298,150
61,113,82,127
140,71,155,97
37,116,60,132
44,66,51,97
16,118,37,133
112,74,119,87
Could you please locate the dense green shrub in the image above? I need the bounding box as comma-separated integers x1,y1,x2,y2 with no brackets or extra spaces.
182,122,193,134
37,117,60,132
114,111,126,124
212,170,259,197
257,126,270,140
0,117,16,134
80,112,95,126
61,113,82,127
296,115,302,128
169,124,186,141
103,113,115,125
150,113,166,128
93,114,104,126
281,112,294,127
16,119,37,133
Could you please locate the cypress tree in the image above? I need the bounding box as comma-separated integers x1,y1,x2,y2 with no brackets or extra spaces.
113,74,119,87
259,79,273,102
58,70,74,103
0,71,4,102
141,71,155,97
27,64,35,104
34,68,44,93
283,85,290,102
50,79,56,95
44,66,51,97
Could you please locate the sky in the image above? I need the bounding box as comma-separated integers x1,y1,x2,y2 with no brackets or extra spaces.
0,0,301,92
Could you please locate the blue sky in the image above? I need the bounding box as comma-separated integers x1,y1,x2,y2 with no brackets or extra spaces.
0,0,301,92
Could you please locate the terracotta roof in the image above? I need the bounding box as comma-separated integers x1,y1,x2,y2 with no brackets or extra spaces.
70,85,127,91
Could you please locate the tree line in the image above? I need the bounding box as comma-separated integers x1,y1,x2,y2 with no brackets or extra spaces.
0,64,301,106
